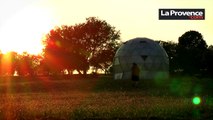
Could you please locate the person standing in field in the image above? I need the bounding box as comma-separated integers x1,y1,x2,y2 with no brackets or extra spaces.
131,63,140,87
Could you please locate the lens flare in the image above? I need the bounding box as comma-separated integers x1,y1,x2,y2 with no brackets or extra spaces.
193,96,201,105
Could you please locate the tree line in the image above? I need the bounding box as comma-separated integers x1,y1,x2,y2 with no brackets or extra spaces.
159,30,213,77
0,17,121,76
0,17,212,77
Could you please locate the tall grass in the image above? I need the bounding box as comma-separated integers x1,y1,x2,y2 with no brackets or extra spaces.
73,76,213,119
0,75,212,119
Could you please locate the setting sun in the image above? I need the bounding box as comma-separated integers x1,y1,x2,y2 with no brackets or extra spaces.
0,6,55,54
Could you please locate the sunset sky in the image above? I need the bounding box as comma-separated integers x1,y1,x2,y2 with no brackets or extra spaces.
0,0,212,54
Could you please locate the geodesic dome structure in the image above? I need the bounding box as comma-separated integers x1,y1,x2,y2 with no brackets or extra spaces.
113,37,169,80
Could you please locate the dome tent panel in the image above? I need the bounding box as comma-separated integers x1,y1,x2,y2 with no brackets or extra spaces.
120,64,129,73
113,37,169,80
132,50,140,56
122,71,132,80
125,56,133,63
114,73,123,80
131,56,143,64
114,57,120,65
146,63,154,70
116,49,128,57
119,56,128,65
144,56,153,63
141,55,148,61
113,65,122,73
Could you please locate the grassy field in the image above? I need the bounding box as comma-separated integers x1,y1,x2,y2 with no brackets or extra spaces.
0,75,213,119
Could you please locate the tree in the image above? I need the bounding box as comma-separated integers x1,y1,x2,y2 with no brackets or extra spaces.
89,42,120,73
177,30,207,74
205,45,213,76
158,41,178,73
82,17,120,73
43,17,120,74
16,52,41,76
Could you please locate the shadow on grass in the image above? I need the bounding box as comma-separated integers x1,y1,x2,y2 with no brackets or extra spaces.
0,75,97,94
94,75,213,97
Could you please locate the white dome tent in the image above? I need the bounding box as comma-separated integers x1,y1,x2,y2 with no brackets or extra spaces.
113,37,169,80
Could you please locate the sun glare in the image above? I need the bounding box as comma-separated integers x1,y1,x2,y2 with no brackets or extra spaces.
0,6,55,54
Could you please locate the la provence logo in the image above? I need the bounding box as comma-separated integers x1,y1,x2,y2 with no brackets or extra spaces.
159,9,205,20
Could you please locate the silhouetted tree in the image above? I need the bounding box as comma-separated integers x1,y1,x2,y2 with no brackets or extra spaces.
158,41,178,73
177,30,207,74
16,52,41,76
205,45,213,76
82,17,120,73
90,43,120,73
43,25,91,75
43,17,120,75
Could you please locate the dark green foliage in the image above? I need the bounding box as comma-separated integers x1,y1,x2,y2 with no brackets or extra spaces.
205,46,213,76
158,31,213,76
158,41,178,73
177,30,207,74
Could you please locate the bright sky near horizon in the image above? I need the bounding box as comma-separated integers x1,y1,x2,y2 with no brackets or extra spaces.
0,0,213,54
